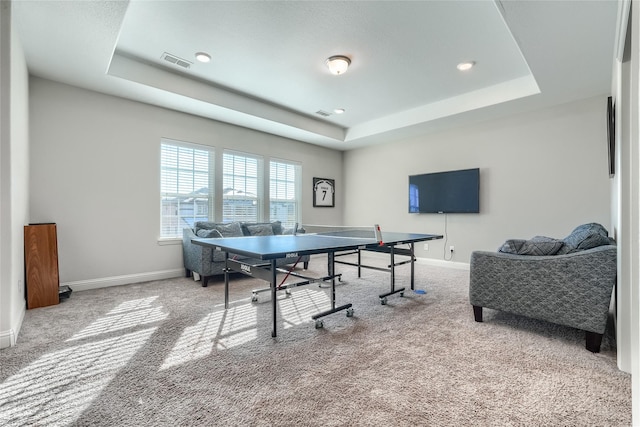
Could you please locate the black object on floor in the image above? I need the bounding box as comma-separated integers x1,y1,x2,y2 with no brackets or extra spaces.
59,285,72,301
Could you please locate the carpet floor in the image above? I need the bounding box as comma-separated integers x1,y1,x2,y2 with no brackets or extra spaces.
0,254,631,426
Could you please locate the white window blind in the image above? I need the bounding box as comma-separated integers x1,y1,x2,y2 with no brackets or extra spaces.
222,151,263,223
269,160,301,228
160,140,214,238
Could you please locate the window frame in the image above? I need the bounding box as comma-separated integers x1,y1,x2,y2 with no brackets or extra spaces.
222,150,264,224
269,158,302,229
159,138,215,241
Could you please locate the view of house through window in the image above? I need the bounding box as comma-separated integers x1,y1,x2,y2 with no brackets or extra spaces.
223,151,263,223
160,140,214,238
270,160,301,228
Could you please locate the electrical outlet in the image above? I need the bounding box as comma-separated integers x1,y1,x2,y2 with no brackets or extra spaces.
423,243,429,251
449,246,455,253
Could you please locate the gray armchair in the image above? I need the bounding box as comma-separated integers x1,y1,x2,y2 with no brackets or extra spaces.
469,224,617,353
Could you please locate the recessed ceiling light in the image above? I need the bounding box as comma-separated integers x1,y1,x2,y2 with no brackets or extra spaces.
457,61,475,71
195,52,211,63
325,55,351,75
334,108,345,114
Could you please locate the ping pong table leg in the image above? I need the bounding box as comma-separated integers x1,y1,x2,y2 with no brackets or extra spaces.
329,252,336,310
390,245,395,293
410,242,415,290
271,259,277,337
224,252,230,310
311,251,353,329
378,244,405,304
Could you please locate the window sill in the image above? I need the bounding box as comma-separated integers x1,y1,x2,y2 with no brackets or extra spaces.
157,237,182,246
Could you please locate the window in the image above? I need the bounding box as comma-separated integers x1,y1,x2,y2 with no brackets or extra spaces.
160,140,214,238
270,160,301,228
160,144,299,237
222,151,263,223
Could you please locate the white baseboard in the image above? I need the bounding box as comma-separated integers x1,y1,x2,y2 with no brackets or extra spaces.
0,304,26,349
0,330,15,349
415,257,470,271
61,268,185,292
0,327,17,349
58,257,467,294
350,250,470,271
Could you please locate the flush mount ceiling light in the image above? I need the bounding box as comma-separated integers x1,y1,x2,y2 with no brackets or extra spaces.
333,108,345,114
457,61,476,71
195,52,211,63
325,55,351,75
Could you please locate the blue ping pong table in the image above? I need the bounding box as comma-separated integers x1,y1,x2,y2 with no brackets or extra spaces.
192,230,443,337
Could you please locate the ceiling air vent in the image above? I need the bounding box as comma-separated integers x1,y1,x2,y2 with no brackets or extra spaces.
161,52,192,69
315,110,332,117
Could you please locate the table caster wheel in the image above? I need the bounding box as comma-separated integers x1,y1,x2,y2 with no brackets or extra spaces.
285,289,292,297
251,293,258,302
315,319,324,329
400,292,404,297
380,297,387,305
346,308,354,317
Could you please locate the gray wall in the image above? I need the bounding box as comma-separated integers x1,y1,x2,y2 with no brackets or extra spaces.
344,96,612,264
0,5,29,348
29,77,343,287
25,80,614,291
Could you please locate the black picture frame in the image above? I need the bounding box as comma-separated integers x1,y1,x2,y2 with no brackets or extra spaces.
607,96,615,177
313,177,335,207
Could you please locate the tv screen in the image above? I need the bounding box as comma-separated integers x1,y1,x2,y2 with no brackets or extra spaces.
409,168,480,213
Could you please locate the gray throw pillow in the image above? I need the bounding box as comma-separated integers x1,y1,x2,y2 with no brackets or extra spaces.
196,228,223,238
272,221,283,235
246,224,274,236
498,239,526,254
214,222,243,237
562,223,612,253
499,236,564,256
195,221,244,237
241,221,282,236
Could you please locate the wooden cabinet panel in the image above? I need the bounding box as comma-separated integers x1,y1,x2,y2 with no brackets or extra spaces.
24,223,60,309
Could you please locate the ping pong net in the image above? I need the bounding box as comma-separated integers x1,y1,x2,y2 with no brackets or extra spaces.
300,224,384,245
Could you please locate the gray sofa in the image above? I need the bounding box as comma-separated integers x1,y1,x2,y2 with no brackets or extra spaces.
469,223,617,352
183,221,309,287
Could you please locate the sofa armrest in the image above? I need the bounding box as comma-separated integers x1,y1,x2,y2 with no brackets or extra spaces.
469,245,617,333
183,228,216,276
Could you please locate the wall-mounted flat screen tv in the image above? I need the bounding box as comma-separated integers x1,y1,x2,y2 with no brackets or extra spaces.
409,168,480,213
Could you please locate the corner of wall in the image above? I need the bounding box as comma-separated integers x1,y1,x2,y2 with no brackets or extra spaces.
0,306,23,348
0,329,16,349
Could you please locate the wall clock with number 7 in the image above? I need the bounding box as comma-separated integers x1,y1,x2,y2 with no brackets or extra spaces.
313,178,335,207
